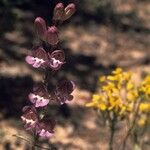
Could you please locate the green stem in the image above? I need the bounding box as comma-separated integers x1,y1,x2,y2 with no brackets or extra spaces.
32,133,39,150
109,116,116,150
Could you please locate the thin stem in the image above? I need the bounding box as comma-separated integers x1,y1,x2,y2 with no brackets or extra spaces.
33,144,50,150
32,133,39,150
122,100,141,150
108,114,116,150
13,134,50,149
43,68,49,87
12,134,31,144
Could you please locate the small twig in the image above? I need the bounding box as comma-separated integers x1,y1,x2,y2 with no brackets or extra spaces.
33,143,51,150
13,135,50,150
13,134,31,144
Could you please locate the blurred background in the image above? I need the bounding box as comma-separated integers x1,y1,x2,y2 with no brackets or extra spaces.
0,0,150,149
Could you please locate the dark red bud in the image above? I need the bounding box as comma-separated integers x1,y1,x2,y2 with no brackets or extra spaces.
47,26,59,45
34,17,47,41
62,3,76,21
53,3,64,21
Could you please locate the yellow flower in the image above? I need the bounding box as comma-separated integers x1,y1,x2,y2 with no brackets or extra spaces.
93,94,101,101
85,94,100,108
102,82,116,92
139,75,150,97
139,103,150,112
98,103,107,111
123,72,132,81
126,103,133,112
86,94,107,110
85,102,95,107
126,81,134,90
86,68,147,120
138,118,146,126
112,68,122,74
127,90,138,102
107,75,118,81
119,106,126,115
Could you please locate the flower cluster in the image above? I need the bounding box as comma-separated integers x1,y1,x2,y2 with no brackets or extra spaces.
86,68,150,120
137,103,150,126
86,68,150,149
21,2,76,139
137,75,150,126
86,68,138,118
139,75,150,99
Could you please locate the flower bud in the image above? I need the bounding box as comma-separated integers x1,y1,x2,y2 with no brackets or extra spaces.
34,17,47,41
62,3,76,21
47,26,59,45
53,3,64,21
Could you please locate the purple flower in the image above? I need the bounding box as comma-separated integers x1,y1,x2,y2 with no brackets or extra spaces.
36,118,56,139
25,47,48,68
51,80,75,104
21,106,38,130
47,26,59,45
29,84,50,107
62,3,76,21
34,17,47,41
25,47,65,70
48,50,65,70
53,3,64,21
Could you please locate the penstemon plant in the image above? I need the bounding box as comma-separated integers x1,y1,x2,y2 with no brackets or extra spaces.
18,2,76,149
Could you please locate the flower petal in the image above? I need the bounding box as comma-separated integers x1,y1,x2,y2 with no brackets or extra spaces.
35,97,49,107
25,56,35,65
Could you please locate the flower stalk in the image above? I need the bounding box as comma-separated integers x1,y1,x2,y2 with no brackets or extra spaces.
20,1,76,148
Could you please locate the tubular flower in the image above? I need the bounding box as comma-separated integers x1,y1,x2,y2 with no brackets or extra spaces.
34,17,47,41
21,106,38,130
48,50,65,70
47,26,59,45
51,80,75,105
25,47,48,68
26,47,65,70
29,84,50,108
35,117,56,138
53,3,64,21
62,3,76,21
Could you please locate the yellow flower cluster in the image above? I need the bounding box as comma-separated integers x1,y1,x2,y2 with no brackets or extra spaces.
137,75,150,126
86,68,138,117
139,103,150,113
86,69,150,146
139,75,150,98
86,68,150,124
